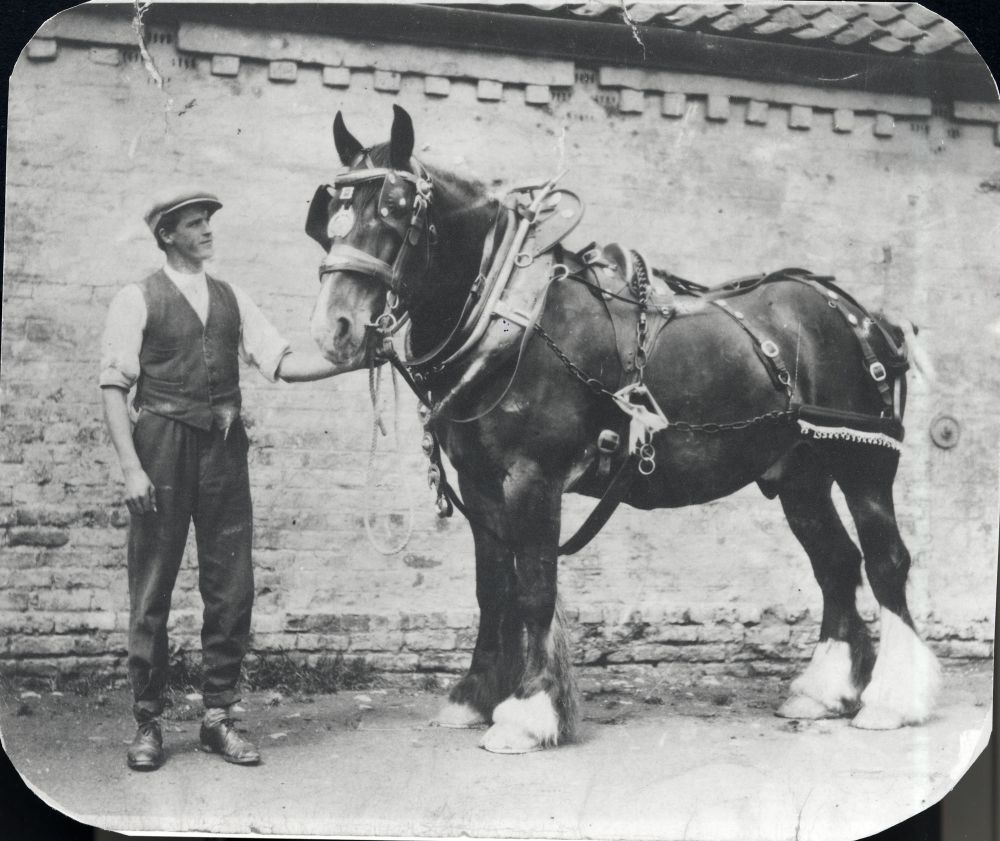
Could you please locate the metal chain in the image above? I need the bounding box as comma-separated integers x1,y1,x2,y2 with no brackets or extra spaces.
532,322,797,434
668,410,796,434
532,322,612,397
631,253,650,384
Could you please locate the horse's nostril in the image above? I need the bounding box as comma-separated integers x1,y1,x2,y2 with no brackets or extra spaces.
334,317,352,343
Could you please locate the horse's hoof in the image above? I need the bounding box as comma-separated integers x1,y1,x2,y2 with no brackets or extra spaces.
851,704,906,731
776,695,838,720
479,723,544,754
430,702,487,729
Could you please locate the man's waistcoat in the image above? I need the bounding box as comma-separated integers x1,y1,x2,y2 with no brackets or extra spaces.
134,269,242,431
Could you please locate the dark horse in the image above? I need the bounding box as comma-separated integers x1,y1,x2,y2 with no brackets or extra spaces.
308,106,940,753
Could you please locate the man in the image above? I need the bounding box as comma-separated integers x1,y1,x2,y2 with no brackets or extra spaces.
101,189,341,771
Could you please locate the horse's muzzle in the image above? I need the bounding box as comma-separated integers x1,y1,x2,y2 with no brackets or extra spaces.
311,270,378,369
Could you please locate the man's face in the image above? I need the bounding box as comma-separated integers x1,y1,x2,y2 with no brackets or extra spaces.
162,205,215,263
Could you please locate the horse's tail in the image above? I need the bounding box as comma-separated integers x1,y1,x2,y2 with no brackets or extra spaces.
898,319,935,385
873,311,934,386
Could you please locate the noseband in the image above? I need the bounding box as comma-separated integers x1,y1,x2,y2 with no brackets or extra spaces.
315,152,435,319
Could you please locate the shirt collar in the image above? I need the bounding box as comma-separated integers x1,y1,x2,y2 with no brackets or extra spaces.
163,263,207,288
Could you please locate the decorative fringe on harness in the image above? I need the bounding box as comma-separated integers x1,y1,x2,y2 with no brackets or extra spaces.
797,419,902,452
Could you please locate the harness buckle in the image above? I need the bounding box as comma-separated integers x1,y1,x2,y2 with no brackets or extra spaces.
597,429,620,454
869,361,887,382
375,313,398,333
582,247,602,266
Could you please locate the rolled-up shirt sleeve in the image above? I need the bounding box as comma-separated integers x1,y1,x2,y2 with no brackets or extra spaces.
231,284,292,382
99,285,146,390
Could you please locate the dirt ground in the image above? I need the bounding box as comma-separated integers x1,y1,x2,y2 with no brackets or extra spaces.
0,661,993,841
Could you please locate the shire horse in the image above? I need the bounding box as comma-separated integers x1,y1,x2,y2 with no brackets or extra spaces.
308,106,940,753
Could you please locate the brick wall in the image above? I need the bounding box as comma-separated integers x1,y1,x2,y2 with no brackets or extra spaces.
1,9,997,684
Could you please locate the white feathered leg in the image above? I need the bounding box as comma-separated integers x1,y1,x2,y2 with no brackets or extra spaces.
778,639,861,719
852,608,941,730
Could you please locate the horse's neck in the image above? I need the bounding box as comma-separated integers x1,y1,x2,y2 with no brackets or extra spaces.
410,175,498,354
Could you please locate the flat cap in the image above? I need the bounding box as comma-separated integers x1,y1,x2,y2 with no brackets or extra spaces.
144,189,222,234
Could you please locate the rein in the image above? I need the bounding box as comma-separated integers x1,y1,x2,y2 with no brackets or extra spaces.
362,355,415,555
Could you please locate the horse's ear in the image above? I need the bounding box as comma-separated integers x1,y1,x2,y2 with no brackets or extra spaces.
389,105,414,170
333,112,364,165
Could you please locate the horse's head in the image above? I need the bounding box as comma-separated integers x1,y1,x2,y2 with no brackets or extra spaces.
307,105,434,369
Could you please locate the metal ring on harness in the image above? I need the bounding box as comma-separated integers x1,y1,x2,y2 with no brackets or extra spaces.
760,340,780,358
639,442,655,460
374,313,398,333
550,263,570,282
638,457,656,476
514,251,533,268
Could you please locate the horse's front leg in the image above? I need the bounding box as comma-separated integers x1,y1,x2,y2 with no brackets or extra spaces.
480,460,580,753
433,478,518,728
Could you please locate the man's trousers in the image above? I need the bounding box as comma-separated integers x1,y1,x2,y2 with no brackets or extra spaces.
127,411,254,718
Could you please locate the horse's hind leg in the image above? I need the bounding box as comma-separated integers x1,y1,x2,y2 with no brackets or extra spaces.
832,446,941,729
774,447,875,720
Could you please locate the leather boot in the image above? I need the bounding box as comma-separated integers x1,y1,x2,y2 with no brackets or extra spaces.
126,718,164,771
199,715,260,765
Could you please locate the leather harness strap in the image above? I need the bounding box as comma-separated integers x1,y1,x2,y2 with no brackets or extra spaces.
708,299,792,396
781,272,905,417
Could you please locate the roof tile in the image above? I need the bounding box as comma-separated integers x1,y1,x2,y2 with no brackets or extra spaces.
952,40,979,56
864,5,905,24
910,21,967,55
790,9,851,39
557,2,969,60
627,3,674,24
710,6,772,33
899,3,943,29
828,4,869,23
752,6,810,35
885,16,928,41
831,16,888,45
573,1,616,17
658,4,731,28
794,4,835,19
869,34,911,53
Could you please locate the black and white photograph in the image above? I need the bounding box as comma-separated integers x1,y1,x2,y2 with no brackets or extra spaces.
1,1,997,839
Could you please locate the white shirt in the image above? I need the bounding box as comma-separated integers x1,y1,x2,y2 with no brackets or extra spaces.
99,265,291,390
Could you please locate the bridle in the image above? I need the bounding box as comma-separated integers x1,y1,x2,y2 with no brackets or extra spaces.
309,151,436,337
